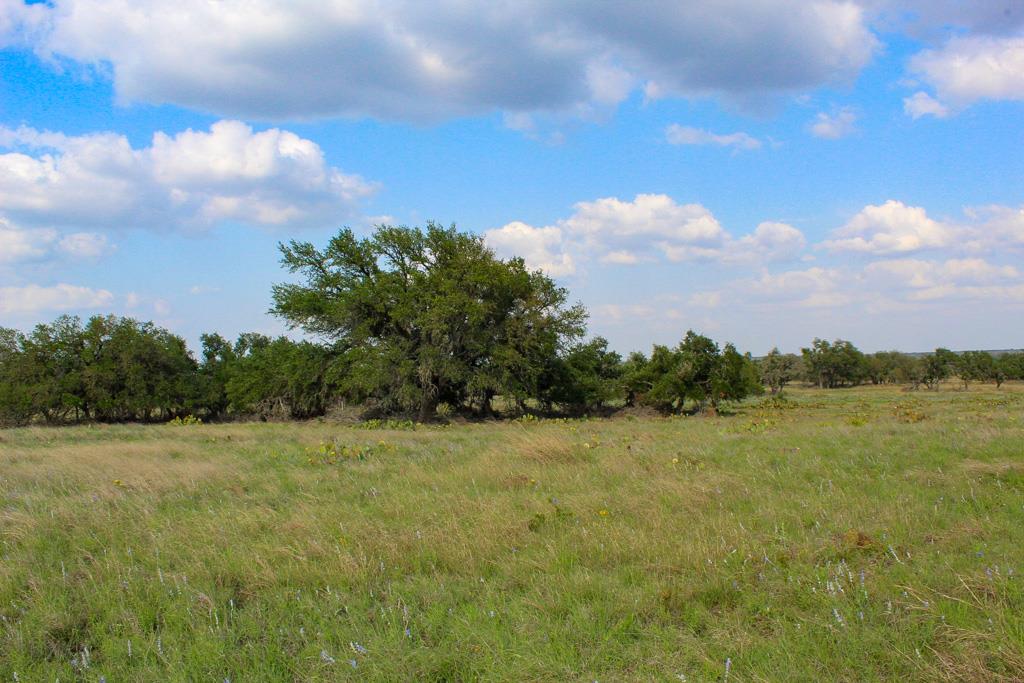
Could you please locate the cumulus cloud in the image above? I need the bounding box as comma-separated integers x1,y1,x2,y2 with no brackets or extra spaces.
903,91,949,119
744,267,850,307
0,221,56,264
0,120,376,233
909,35,1024,107
0,217,110,264
18,0,878,121
0,0,49,47
0,283,114,314
862,257,1024,303
810,107,858,139
665,124,761,150
684,254,1024,319
482,221,575,276
822,201,1024,258
822,200,957,255
56,232,110,259
485,194,806,274
962,204,1024,251
733,222,808,262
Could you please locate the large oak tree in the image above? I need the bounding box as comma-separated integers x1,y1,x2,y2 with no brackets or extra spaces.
272,223,586,419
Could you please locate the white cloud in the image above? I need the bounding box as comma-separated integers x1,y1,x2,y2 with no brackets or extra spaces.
0,283,114,314
57,232,110,259
600,250,640,265
964,205,1024,251
810,107,857,139
745,267,850,307
822,200,956,255
910,35,1024,106
563,194,727,250
483,221,575,276
486,194,807,274
734,222,808,262
863,257,1024,303
0,217,111,264
0,0,48,48
686,254,1024,322
21,1,878,121
665,124,761,150
903,91,949,119
0,120,376,233
0,220,57,264
865,257,1019,289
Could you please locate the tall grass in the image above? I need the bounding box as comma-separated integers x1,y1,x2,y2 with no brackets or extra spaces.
1,385,1022,681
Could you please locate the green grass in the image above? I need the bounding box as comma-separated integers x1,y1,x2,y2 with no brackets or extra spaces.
2,384,1023,681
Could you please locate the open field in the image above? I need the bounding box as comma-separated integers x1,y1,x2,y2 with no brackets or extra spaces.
2,385,1023,681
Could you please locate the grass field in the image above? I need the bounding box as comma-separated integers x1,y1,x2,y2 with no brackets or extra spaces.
1,385,1023,681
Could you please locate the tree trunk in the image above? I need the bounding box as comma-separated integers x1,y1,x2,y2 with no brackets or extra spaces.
418,393,438,422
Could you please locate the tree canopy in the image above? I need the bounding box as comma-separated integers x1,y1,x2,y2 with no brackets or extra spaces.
271,223,587,419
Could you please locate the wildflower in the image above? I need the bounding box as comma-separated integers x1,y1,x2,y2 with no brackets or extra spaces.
598,509,609,517
350,641,368,655
724,657,732,681
671,457,679,464
349,659,358,669
320,650,336,664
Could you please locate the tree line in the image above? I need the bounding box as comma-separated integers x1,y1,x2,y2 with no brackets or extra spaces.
760,340,1024,394
1,223,1021,426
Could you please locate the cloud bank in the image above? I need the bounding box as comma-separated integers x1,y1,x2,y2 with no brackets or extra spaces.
0,120,376,234
7,0,878,121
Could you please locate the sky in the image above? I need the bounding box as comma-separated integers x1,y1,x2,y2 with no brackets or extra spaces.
0,0,1022,355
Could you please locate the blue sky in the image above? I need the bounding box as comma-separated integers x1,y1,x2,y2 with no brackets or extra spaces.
1,0,1022,354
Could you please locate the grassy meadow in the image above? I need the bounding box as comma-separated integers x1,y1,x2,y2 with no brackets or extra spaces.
1,385,1023,681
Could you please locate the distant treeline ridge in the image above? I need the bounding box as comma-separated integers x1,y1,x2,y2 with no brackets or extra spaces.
2,223,1022,426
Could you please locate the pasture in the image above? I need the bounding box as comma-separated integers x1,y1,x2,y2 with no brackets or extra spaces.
1,385,1023,681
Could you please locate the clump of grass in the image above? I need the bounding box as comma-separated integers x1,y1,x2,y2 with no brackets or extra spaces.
305,438,394,464
500,429,586,464
167,414,202,426
892,400,929,423
351,418,418,430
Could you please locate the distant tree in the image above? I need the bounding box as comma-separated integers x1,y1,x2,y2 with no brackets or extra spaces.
543,337,623,414
226,336,341,419
0,327,33,426
619,351,650,407
633,331,760,413
195,332,238,419
922,348,958,390
956,350,995,389
801,338,866,388
758,348,800,394
715,344,763,407
272,223,586,420
994,352,1024,387
79,315,197,421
